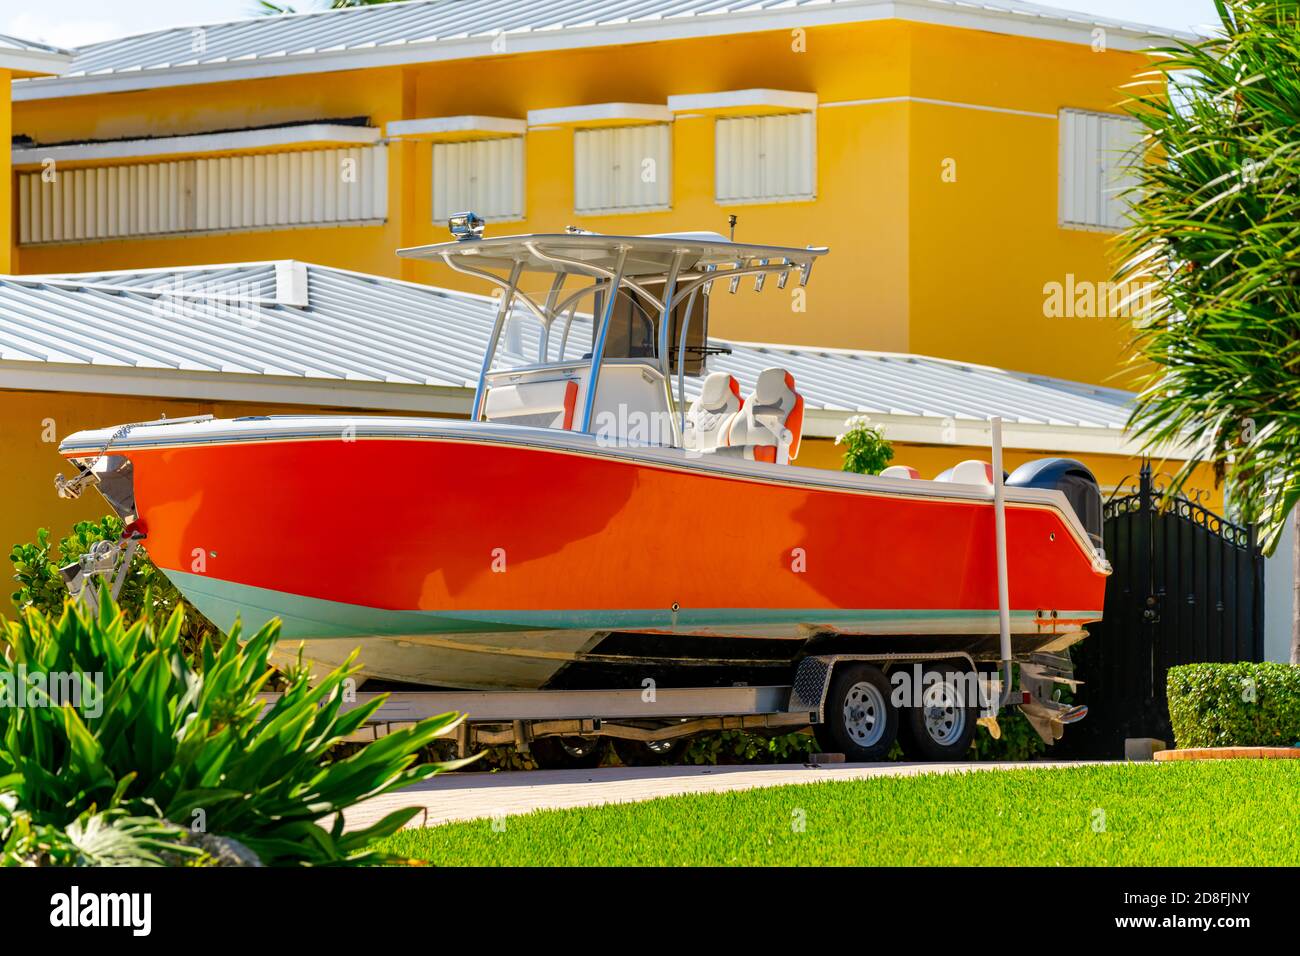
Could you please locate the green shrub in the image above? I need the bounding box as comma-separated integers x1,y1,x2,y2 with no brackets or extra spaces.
0,593,466,866
0,797,206,867
10,516,218,659
836,416,894,476
681,730,820,765
970,709,1048,761
1167,662,1300,749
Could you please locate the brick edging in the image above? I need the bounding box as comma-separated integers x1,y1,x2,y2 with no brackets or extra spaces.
1154,746,1300,761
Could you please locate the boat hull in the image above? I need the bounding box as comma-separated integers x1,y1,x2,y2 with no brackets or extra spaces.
61,417,1109,689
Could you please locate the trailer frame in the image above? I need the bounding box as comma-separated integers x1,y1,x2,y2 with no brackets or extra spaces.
257,649,1031,756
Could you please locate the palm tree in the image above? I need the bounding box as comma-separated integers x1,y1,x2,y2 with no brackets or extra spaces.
1118,0,1300,663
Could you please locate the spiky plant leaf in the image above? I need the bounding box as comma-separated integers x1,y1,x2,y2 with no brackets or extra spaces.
0,595,468,865
63,810,195,868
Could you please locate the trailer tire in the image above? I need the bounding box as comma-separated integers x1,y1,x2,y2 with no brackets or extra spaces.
530,736,607,770
897,663,979,761
613,737,683,767
813,663,897,761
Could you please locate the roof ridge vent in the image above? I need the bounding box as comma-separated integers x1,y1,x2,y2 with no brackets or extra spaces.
275,261,309,308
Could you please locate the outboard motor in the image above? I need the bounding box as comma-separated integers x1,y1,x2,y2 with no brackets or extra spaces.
1006,458,1103,549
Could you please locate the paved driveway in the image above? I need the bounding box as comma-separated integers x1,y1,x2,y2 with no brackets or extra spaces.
342,760,1112,832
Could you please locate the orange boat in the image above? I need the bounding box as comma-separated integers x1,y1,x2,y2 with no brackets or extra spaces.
57,218,1109,755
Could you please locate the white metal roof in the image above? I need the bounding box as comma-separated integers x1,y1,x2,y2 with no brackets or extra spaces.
0,262,499,387
0,33,73,75
0,258,1138,455
12,0,1195,100
716,339,1132,429
0,34,72,56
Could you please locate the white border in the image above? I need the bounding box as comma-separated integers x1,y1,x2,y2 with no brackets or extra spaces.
527,103,672,128
668,89,817,114
388,115,527,140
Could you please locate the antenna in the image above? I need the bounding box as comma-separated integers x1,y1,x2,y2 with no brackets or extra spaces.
728,215,737,241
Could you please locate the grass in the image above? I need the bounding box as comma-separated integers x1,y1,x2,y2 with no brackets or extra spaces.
377,761,1300,866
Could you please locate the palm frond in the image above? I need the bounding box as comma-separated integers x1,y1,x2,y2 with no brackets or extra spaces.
1119,0,1300,554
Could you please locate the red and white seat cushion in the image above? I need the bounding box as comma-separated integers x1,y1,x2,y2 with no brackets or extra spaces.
937,460,996,487
722,367,805,464
684,372,743,451
880,465,919,479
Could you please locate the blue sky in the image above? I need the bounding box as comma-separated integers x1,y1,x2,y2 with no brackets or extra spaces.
5,0,1223,50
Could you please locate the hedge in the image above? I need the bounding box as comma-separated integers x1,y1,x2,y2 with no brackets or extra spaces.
1167,662,1300,749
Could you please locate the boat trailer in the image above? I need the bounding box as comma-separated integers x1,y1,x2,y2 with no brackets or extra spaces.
256,646,1084,757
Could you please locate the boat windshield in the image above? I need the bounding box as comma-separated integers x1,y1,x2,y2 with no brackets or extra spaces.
492,280,709,372
398,224,827,441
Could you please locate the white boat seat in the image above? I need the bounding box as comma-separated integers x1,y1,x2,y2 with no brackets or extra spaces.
485,361,673,441
720,367,805,464
684,372,743,452
937,459,995,486
484,375,580,430
880,465,919,479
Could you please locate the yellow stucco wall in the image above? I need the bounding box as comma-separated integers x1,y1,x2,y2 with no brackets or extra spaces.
1,68,11,275
906,26,1148,390
8,20,1147,386
393,22,915,352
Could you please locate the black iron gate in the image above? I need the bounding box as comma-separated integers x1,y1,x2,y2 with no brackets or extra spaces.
1062,464,1266,756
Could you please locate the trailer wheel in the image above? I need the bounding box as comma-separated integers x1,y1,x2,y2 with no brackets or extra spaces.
813,663,897,761
530,735,607,770
897,663,979,761
613,737,683,767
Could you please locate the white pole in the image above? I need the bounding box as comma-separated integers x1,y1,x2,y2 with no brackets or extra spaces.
991,417,1013,704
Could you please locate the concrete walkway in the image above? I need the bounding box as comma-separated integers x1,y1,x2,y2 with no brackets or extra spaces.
342,760,1111,832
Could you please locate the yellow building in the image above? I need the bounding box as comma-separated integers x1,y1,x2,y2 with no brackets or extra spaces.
8,1,1185,387
0,34,72,273
1,2,1217,554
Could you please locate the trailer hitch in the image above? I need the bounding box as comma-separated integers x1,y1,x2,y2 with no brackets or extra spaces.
60,533,145,606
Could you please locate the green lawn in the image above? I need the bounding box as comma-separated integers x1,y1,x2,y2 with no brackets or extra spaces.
377,761,1300,866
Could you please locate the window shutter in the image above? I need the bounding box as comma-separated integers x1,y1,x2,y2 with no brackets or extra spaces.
18,145,388,245
573,124,671,215
432,137,525,223
1059,109,1142,230
716,112,816,204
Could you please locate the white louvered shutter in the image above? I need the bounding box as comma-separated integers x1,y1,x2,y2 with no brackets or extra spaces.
573,124,671,215
18,145,388,244
715,112,816,204
432,137,525,222
1059,109,1142,230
